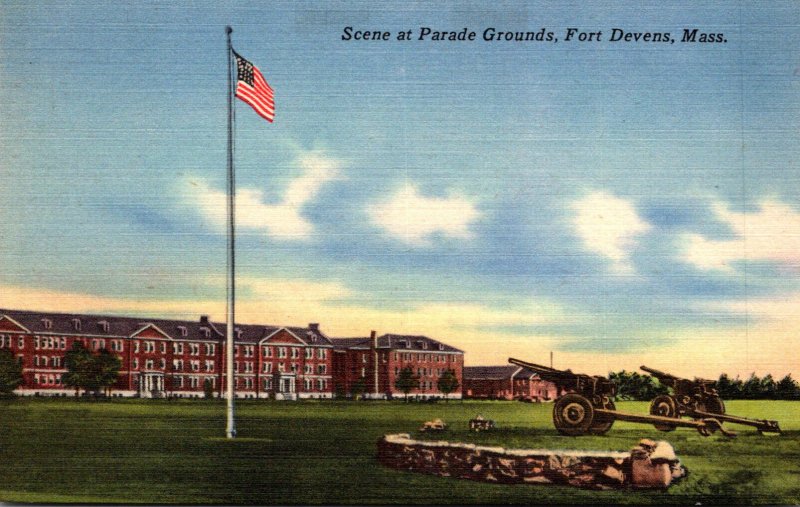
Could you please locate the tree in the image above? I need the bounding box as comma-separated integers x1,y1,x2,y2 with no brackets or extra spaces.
437,369,460,402
0,348,23,397
203,378,214,399
63,341,94,396
742,373,762,399
776,374,800,400
350,376,367,400
608,370,668,401
394,367,420,402
63,342,121,397
95,349,122,396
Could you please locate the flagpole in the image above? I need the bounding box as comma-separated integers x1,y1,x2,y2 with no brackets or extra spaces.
225,25,237,439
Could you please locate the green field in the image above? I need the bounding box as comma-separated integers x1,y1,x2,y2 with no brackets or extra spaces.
1,398,798,505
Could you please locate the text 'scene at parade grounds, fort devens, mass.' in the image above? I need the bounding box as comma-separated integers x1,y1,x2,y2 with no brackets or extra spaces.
341,26,728,44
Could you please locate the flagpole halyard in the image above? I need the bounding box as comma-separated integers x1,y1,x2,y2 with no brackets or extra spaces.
225,25,237,440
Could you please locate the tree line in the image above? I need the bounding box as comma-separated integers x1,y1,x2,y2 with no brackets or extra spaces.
609,370,800,401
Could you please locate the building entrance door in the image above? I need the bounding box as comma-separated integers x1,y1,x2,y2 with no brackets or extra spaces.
274,373,296,400
140,373,165,398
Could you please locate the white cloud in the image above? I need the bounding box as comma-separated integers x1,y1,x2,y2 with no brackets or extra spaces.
683,199,800,271
572,191,651,274
368,184,481,245
188,151,341,240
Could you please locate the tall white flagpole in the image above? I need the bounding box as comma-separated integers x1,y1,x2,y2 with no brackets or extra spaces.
225,25,237,439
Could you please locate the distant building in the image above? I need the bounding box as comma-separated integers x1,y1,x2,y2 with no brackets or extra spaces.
0,309,334,399
463,365,557,401
331,332,464,399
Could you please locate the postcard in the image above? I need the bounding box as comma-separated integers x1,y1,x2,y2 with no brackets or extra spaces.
0,1,797,505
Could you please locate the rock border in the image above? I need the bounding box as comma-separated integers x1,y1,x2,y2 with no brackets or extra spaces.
377,434,686,490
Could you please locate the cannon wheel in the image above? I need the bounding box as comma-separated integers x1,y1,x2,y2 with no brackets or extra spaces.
649,395,678,432
588,399,616,435
553,394,595,436
703,396,726,415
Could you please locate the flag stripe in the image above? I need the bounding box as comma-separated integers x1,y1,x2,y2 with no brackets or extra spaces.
237,83,274,110
236,88,274,121
234,52,274,123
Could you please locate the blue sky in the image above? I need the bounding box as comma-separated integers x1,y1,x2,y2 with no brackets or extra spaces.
1,1,799,376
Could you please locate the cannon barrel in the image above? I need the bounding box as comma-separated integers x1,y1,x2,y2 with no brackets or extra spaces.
640,365,678,381
641,365,713,385
508,357,579,386
508,357,564,374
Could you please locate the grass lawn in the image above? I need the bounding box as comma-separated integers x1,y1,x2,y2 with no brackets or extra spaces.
1,398,798,504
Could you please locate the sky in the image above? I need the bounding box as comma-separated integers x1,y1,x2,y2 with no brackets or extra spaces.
1,1,799,378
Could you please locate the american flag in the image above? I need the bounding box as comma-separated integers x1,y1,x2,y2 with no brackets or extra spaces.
234,51,274,123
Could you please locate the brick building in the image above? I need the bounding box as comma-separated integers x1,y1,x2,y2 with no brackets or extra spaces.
0,309,335,399
331,332,464,400
463,365,557,401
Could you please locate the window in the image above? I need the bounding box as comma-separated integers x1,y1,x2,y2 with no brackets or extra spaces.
190,377,199,388
362,353,367,364
291,363,298,373
205,360,214,372
361,367,366,378
145,359,154,369
278,363,285,372
34,336,40,349
42,318,52,330
145,341,155,353
34,356,39,366
173,342,184,354
304,364,312,374
159,358,166,370
177,326,187,337
52,356,61,367
452,355,457,363
264,346,272,358
98,320,109,332
134,341,140,353
133,358,139,369
191,343,200,356
174,376,184,388
318,379,326,390
205,343,215,355
71,318,81,331
291,348,299,359
245,378,253,389
317,349,326,359
318,364,327,374
278,347,287,358
18,337,24,348
263,378,271,390
160,342,166,353
263,363,272,373
305,348,313,359
245,362,253,373
191,360,200,372
173,359,184,371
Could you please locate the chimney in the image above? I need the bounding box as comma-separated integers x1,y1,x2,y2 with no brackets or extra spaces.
200,315,209,325
309,323,319,332
371,330,379,397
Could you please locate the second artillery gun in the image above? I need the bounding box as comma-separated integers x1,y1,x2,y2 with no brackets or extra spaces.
509,358,733,437
641,366,781,434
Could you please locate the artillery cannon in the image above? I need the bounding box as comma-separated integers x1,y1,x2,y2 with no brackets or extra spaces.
641,366,781,435
509,358,734,437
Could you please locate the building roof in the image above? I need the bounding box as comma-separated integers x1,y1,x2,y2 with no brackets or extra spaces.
463,365,542,381
0,308,333,346
330,333,462,353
